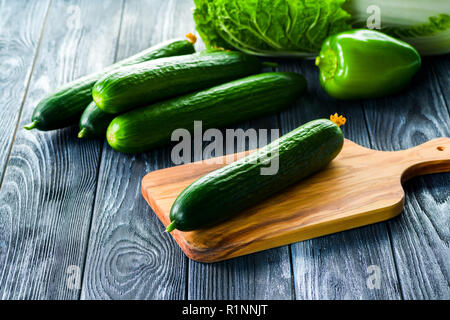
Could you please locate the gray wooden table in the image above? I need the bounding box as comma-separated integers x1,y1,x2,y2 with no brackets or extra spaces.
0,0,448,300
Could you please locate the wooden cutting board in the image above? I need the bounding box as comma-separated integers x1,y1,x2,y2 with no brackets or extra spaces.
141,138,450,263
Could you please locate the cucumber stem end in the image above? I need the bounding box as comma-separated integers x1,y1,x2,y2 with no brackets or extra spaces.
166,221,176,233
78,128,87,138
24,121,38,130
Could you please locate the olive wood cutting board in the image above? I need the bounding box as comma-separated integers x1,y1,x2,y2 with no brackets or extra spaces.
141,138,450,263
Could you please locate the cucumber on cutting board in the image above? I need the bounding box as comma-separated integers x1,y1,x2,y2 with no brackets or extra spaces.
93,51,262,114
24,36,196,131
167,117,346,232
106,72,307,153
78,101,115,139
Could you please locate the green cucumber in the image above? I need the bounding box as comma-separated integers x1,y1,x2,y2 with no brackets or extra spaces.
167,118,345,232
93,51,262,114
78,102,115,139
106,72,307,153
24,37,196,131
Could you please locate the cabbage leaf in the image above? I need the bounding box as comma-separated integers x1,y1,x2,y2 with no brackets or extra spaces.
193,0,450,56
343,0,450,56
194,0,351,57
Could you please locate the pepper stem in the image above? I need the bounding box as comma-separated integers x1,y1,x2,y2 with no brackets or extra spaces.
166,221,176,232
315,56,321,66
78,128,87,138
330,113,347,127
24,120,38,130
185,33,197,44
315,48,338,80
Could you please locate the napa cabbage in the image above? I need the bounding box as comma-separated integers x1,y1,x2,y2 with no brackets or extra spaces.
193,0,450,56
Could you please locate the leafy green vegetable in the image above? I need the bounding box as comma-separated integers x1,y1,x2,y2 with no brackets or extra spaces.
193,0,351,57
344,0,450,56
193,0,450,56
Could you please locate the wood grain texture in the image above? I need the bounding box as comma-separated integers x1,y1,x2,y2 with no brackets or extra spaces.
82,0,293,300
0,0,50,184
429,55,449,115
188,117,293,300
278,61,402,300
81,0,189,300
0,0,448,300
142,138,450,262
0,0,123,299
362,56,450,299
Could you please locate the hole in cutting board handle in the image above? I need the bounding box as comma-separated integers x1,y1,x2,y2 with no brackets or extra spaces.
437,146,445,151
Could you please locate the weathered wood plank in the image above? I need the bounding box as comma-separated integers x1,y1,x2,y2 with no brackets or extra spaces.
278,61,401,299
0,0,50,184
82,0,293,300
81,147,188,299
184,51,292,298
1,0,446,300
362,57,450,299
188,116,293,300
0,0,124,299
430,55,450,115
81,0,191,299
188,245,292,299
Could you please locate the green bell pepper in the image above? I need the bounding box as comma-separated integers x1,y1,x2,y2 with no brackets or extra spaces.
315,29,421,100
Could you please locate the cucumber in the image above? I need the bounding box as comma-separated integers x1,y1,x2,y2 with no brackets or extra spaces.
106,72,307,153
78,102,115,139
24,37,196,131
167,118,345,232
93,51,262,114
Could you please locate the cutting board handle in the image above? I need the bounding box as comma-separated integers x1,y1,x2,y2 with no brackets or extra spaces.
400,137,450,182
